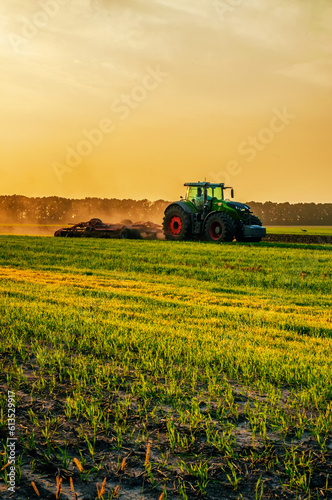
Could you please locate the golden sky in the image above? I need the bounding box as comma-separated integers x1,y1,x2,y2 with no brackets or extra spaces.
0,0,331,203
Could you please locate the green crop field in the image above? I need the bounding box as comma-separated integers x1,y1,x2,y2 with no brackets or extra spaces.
0,236,331,500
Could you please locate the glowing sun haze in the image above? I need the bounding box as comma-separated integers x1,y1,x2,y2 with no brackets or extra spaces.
0,0,331,203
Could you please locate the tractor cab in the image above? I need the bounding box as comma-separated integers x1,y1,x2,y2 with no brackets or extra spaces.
184,182,234,213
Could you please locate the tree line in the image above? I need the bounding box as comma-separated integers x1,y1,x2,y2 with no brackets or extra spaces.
0,195,331,226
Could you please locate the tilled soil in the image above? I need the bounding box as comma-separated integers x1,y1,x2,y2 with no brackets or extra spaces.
263,233,332,244
1,357,331,500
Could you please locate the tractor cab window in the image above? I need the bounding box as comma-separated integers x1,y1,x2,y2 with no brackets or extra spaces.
207,186,223,201
186,186,204,210
185,186,199,200
206,187,213,200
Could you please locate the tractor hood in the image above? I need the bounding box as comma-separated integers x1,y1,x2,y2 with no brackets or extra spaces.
226,201,250,212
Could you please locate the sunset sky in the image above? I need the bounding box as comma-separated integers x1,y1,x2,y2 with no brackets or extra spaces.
0,0,331,203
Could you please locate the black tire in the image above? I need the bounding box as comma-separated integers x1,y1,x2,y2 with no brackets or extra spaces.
204,213,235,243
163,205,191,241
251,215,262,226
121,228,132,239
130,229,142,239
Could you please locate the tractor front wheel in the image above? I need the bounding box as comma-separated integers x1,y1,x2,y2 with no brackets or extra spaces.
163,206,191,241
205,213,235,243
236,215,263,242
251,215,262,226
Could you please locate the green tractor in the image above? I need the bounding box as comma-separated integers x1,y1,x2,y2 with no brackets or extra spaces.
163,182,266,243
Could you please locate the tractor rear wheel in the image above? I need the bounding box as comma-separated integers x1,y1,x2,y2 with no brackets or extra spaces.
163,205,191,241
204,213,235,243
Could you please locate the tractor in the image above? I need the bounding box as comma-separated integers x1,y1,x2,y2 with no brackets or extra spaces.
163,182,266,243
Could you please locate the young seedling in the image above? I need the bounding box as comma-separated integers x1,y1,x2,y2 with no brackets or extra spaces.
255,476,264,500
178,478,188,500
225,460,240,491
